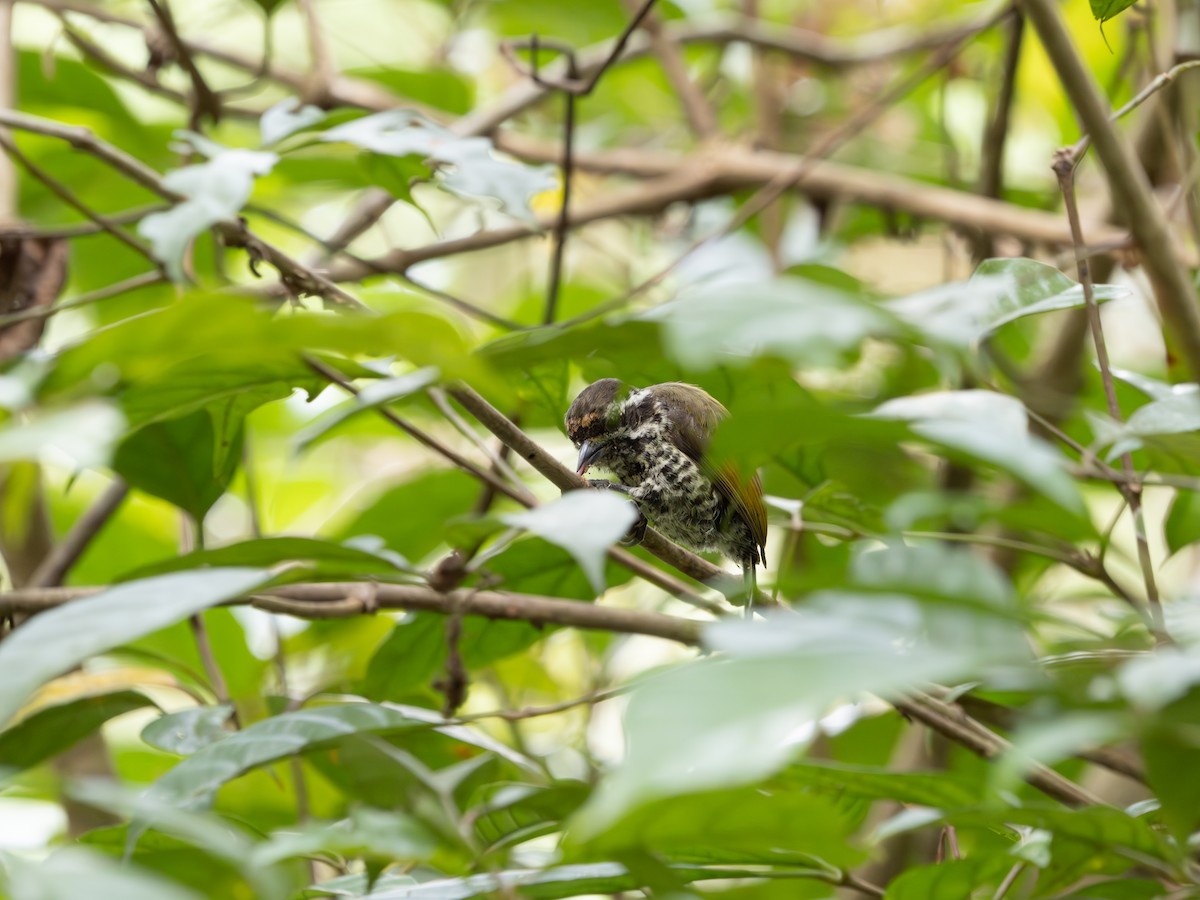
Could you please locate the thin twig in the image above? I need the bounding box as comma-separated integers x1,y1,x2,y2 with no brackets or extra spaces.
145,0,222,127
1053,149,1165,640
1021,0,1200,382
0,271,165,328
27,480,129,589
993,863,1025,899
0,133,162,267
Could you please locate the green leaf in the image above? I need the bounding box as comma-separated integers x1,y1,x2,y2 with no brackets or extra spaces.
321,110,553,224
500,491,638,592
1165,490,1200,556
641,277,899,369
887,257,1124,347
1096,386,1200,471
308,862,834,900
146,703,431,810
0,691,153,771
259,98,325,146
1142,722,1200,842
572,591,1030,842
251,807,436,867
122,536,412,580
141,705,234,755
138,135,278,280
774,761,983,809
0,568,270,728
294,368,439,452
1117,648,1200,710
884,857,1009,900
1090,0,1136,23
471,781,589,855
112,408,242,521
334,468,481,563
362,613,447,701
872,390,1085,515
0,401,124,469
346,66,475,115
570,785,862,867
4,847,205,900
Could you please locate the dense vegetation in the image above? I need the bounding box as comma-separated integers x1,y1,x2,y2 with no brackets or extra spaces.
1,0,1199,896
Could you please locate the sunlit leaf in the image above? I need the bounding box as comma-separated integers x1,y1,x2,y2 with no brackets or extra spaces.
0,568,270,728
1090,0,1136,23
887,257,1124,348
138,135,277,280
500,491,638,592
251,807,436,867
642,277,899,369
259,98,325,146
872,390,1085,515
0,401,124,469
4,848,204,900
362,613,447,701
294,367,439,452
0,691,153,772
141,705,234,755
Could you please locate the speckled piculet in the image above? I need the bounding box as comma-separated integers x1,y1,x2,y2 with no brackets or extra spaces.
565,378,767,595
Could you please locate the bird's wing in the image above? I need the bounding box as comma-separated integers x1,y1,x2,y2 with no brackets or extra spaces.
655,383,768,556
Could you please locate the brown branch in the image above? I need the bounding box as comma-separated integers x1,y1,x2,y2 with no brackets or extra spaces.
324,139,1147,286
621,0,717,137
1053,150,1166,641
0,582,705,645
1020,0,1200,383
144,0,221,127
893,691,1104,808
27,480,129,589
974,12,1024,260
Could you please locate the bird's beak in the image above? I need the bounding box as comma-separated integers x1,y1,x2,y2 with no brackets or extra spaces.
575,440,602,476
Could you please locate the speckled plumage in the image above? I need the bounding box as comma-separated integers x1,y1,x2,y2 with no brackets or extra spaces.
565,379,766,573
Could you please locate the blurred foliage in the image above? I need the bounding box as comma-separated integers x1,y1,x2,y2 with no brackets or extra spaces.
0,0,1196,898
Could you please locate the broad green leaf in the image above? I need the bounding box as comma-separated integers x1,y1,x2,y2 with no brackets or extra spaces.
1165,490,1200,556
259,98,325,146
139,135,278,280
322,110,553,224
1117,648,1200,710
0,401,124,469
4,847,204,900
310,862,836,900
1091,0,1136,22
872,390,1085,515
69,779,290,900
471,781,589,854
887,257,1124,347
146,703,431,810
774,761,983,809
572,591,1030,842
1096,386,1200,470
960,806,1175,865
334,468,481,563
884,857,1009,900
294,368,439,452
362,613,447,701
112,408,241,521
1142,721,1200,842
850,541,1015,609
122,536,412,580
0,568,270,728
500,491,638,592
641,277,899,369
141,705,234,755
570,785,862,868
0,691,153,771
346,66,474,115
1058,879,1167,898
251,807,436,867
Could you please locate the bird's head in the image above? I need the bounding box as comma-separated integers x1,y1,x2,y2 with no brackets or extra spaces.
565,378,635,476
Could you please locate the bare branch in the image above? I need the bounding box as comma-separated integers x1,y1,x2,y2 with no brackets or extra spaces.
27,481,129,589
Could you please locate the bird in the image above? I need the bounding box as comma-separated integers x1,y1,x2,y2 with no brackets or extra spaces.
565,378,767,602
